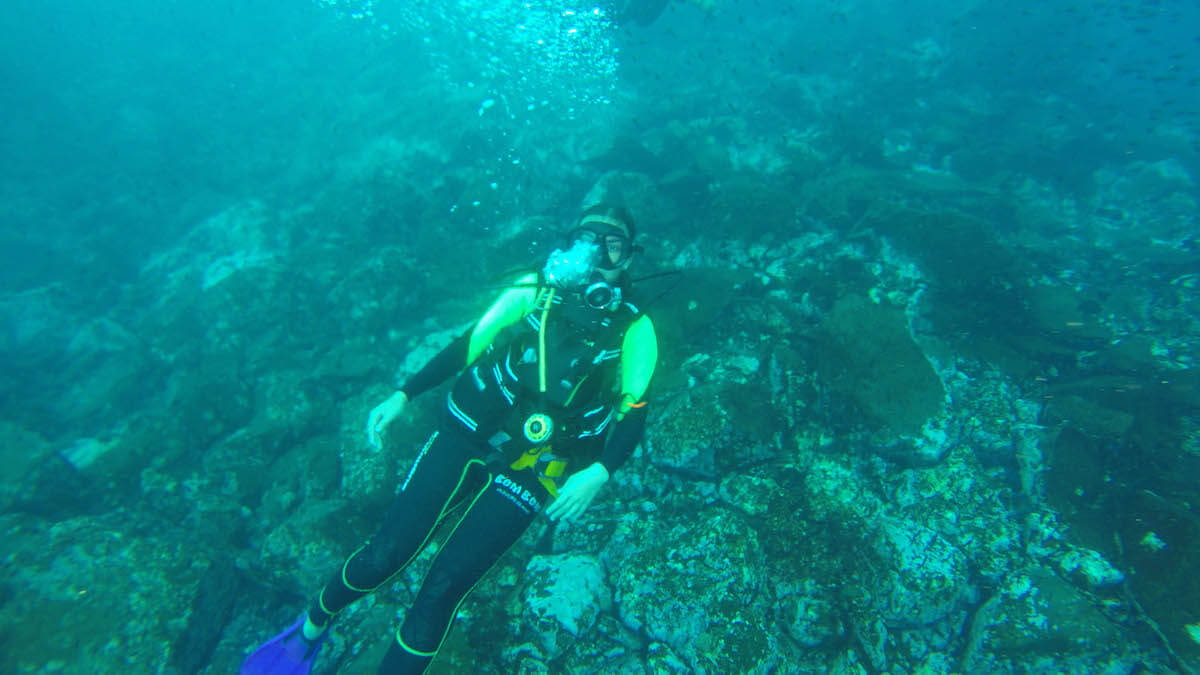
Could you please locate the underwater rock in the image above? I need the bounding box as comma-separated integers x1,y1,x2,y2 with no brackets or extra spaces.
251,434,343,524
874,518,969,628
313,338,387,383
707,176,803,239
1056,545,1125,589
775,579,842,648
1026,284,1113,347
864,415,960,466
603,508,778,673
648,383,781,481
645,641,690,672
963,567,1132,672
888,452,1026,587
166,353,255,451
2,417,177,521
251,369,339,454
168,555,240,674
256,497,358,593
651,268,751,366
717,472,778,517
518,553,611,660
56,316,158,430
551,613,647,672
0,422,53,512
1044,393,1135,439
141,201,282,298
817,294,945,443
799,454,884,526
645,386,723,480
1093,160,1196,254
0,286,75,370
0,511,209,673
1113,487,1200,669
581,170,676,232
0,286,158,435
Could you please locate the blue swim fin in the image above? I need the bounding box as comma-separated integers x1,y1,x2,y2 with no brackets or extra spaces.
240,616,326,675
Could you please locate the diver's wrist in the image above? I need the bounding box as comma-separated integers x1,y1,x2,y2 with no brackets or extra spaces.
587,462,610,482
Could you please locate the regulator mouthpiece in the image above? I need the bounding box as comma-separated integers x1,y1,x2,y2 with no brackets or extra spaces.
543,239,600,290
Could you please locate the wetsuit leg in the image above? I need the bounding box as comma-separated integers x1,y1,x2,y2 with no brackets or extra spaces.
379,467,548,673
307,429,489,627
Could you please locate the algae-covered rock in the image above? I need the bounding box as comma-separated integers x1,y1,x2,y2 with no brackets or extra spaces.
581,170,677,235
167,349,255,450
964,567,1127,671
759,462,872,582
0,422,54,511
518,553,611,660
0,289,157,435
1026,283,1112,347
1044,393,1134,439
889,452,1025,586
1108,487,1200,668
56,316,159,430
1055,545,1125,589
718,472,779,517
255,434,343,524
649,267,751,369
649,383,781,480
256,497,359,593
708,175,802,239
641,391,721,479
549,614,647,672
818,294,944,437
0,511,212,673
603,508,778,673
874,518,969,628
864,415,960,465
775,578,843,647
800,454,885,526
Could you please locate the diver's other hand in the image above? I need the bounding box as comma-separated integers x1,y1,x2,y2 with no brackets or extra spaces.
367,391,408,450
545,462,609,522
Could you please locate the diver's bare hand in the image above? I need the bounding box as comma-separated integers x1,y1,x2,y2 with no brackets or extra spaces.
366,391,408,450
546,462,609,522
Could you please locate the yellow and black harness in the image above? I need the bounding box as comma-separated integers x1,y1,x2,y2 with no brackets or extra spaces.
499,286,635,495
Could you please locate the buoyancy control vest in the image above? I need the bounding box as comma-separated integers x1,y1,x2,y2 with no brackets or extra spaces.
445,282,641,466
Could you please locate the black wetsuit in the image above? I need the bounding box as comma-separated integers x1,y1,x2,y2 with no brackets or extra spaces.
307,284,654,673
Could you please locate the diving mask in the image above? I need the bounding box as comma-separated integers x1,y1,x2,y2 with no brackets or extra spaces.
568,217,635,270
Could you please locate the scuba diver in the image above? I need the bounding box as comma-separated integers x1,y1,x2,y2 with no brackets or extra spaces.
241,204,658,674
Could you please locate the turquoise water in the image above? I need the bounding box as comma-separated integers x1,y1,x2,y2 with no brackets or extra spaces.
1,0,1198,672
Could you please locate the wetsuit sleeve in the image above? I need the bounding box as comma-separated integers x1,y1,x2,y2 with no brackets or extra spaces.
617,315,657,419
467,272,538,363
596,314,657,474
398,273,538,399
399,330,471,399
599,402,647,474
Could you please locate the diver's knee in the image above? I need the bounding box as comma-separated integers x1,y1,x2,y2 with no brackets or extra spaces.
378,631,434,674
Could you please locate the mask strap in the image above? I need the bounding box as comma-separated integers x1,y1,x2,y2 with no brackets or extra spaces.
578,215,631,237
